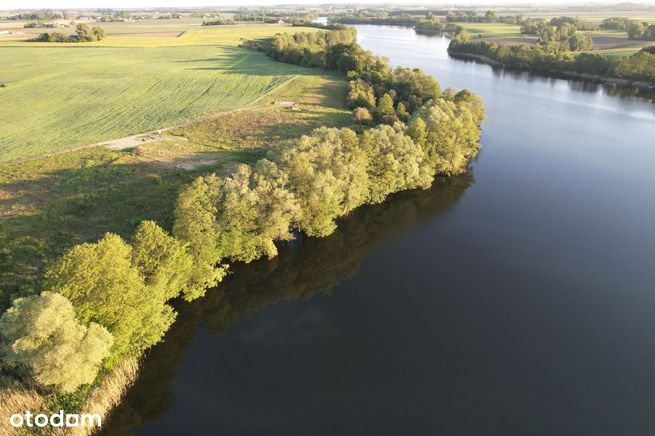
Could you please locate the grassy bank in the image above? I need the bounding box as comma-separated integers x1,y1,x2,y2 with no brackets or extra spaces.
0,71,351,434
0,23,483,436
0,72,350,300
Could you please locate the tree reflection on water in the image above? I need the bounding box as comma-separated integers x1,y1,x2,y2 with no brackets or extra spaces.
101,172,474,435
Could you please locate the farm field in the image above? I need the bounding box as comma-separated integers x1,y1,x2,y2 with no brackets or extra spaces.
0,18,205,35
0,25,321,162
516,10,655,24
460,23,524,38
0,72,351,297
464,23,652,53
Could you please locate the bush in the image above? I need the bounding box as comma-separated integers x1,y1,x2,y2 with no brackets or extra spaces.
353,107,373,123
30,24,105,43
31,32,68,42
0,292,112,393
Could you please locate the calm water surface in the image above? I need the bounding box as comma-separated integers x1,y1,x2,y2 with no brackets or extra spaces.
103,25,655,435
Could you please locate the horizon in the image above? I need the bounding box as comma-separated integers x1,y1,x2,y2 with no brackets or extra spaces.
4,0,655,12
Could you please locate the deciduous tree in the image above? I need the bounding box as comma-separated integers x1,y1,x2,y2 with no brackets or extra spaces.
0,292,112,393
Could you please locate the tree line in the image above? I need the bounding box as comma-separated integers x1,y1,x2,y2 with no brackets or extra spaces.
0,26,483,407
449,31,655,83
627,21,655,41
329,13,463,37
598,17,655,41
31,23,106,43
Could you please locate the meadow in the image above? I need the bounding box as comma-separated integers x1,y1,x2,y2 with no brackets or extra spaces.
0,25,321,162
0,22,350,296
459,23,524,38
0,71,351,297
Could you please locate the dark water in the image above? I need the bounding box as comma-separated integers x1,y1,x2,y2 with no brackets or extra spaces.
103,26,655,435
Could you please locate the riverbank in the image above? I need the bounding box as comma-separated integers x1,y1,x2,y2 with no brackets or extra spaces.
100,22,655,435
0,24,484,435
449,50,655,90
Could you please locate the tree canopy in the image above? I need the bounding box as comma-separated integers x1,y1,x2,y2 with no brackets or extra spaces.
0,292,112,393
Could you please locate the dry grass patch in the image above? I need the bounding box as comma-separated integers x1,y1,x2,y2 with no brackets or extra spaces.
0,376,46,435
59,359,139,436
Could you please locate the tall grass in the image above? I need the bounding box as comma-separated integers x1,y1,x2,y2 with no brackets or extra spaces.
0,376,45,435
0,358,137,435
60,358,139,436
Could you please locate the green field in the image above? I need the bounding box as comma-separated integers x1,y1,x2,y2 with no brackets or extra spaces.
0,25,320,162
0,72,351,294
0,22,351,293
460,23,523,38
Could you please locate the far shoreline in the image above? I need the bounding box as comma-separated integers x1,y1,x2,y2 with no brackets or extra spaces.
448,51,655,92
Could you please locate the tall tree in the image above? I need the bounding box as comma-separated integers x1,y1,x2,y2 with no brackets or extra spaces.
173,175,227,301
45,233,175,363
131,220,193,302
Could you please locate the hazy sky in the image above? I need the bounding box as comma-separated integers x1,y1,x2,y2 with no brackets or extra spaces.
6,0,655,11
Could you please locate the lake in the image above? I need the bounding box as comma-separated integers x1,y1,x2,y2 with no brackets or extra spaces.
102,25,655,435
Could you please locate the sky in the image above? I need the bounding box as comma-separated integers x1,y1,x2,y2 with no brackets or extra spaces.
5,0,655,11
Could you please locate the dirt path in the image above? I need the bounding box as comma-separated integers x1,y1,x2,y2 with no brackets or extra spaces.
8,106,258,165
6,74,302,166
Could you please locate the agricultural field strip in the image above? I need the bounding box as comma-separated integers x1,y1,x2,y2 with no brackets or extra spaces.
0,26,322,162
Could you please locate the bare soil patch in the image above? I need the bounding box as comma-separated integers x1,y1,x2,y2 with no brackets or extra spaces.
591,35,649,50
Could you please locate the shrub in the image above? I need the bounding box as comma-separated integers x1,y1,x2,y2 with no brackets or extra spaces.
0,292,113,393
353,106,373,123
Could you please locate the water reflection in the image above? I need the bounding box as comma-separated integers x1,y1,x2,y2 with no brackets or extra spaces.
101,174,474,434
452,56,655,102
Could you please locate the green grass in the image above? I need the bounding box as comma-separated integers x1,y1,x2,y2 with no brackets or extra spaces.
0,72,350,299
0,25,322,162
460,23,523,38
0,22,349,297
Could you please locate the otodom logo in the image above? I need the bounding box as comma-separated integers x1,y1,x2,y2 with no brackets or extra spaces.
9,410,102,429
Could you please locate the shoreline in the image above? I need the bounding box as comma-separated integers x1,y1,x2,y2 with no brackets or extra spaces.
448,51,655,91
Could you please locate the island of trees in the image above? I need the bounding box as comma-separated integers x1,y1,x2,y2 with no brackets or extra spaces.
0,24,484,425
